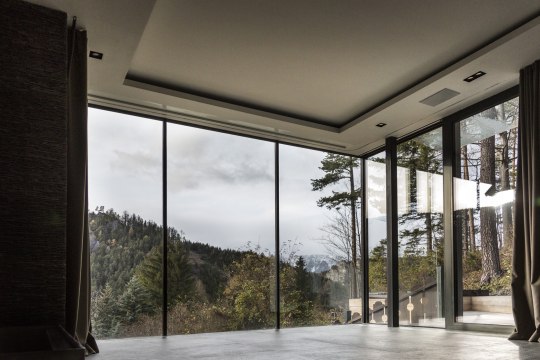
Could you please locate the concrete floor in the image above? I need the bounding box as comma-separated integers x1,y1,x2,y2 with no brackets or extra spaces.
94,325,539,360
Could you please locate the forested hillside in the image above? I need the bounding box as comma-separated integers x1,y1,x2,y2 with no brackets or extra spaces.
89,209,345,338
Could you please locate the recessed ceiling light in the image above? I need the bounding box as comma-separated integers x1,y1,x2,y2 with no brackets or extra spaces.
463,70,486,83
376,123,386,128
89,51,103,60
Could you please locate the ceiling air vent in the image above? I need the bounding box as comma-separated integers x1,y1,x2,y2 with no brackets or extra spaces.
420,88,460,107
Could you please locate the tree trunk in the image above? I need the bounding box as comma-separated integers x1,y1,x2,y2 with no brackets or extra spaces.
425,173,433,254
480,134,502,284
349,161,358,298
355,201,362,298
426,212,433,255
511,127,518,187
462,211,469,253
499,128,514,250
462,147,475,251
467,211,475,251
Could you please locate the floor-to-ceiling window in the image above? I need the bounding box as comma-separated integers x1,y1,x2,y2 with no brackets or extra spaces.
397,128,444,327
279,145,362,326
454,97,518,326
88,88,519,337
166,124,275,334
88,108,163,339
88,107,366,337
366,151,387,324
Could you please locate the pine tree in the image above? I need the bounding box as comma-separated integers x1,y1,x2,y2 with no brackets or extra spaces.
369,239,387,293
135,239,195,307
294,257,312,298
311,154,361,298
91,284,121,338
480,134,502,284
479,108,502,284
395,136,444,295
117,276,156,324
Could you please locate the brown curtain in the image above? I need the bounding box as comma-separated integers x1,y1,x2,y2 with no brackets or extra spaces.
66,22,99,354
509,59,540,342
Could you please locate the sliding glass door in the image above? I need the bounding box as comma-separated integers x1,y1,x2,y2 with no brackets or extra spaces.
88,87,519,336
397,128,444,327
366,151,387,324
454,98,518,326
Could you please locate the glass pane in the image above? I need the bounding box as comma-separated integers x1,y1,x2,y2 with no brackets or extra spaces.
167,125,275,334
366,151,387,324
397,128,444,327
88,108,162,338
279,147,362,327
455,98,518,325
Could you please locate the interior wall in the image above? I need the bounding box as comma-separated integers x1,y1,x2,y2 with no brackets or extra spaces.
0,0,67,327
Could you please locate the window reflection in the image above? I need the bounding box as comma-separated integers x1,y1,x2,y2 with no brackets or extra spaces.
366,152,387,324
280,146,363,327
397,128,444,327
455,98,518,326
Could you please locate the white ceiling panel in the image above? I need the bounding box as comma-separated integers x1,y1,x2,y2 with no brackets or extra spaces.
128,0,540,125
23,0,540,155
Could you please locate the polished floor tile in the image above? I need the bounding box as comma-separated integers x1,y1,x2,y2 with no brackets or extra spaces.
95,324,539,360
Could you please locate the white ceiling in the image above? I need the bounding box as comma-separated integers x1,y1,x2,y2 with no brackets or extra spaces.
26,0,540,155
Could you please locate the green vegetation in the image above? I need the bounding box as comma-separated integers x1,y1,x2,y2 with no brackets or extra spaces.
90,109,517,338
395,136,444,298
90,209,345,339
458,100,518,295
311,154,361,299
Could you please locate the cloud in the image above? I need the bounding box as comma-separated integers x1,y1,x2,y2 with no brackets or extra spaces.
110,149,161,178
88,107,344,255
167,128,274,192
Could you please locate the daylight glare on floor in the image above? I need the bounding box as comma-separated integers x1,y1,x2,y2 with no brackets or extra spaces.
95,325,537,360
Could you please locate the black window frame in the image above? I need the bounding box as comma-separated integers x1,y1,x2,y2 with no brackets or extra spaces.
88,84,518,336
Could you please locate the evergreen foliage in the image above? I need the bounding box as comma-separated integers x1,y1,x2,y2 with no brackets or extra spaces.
311,153,361,298
91,284,121,338
395,137,444,295
311,154,361,209
89,208,340,338
117,276,156,324
135,240,195,307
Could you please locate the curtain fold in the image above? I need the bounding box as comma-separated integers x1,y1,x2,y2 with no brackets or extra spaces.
509,59,540,342
66,23,99,354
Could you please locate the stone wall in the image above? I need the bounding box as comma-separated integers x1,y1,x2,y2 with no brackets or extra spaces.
0,0,67,327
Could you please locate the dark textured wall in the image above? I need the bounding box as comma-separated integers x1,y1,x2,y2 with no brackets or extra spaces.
0,0,67,327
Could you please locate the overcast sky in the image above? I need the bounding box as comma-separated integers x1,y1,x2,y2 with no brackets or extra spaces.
87,108,373,256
